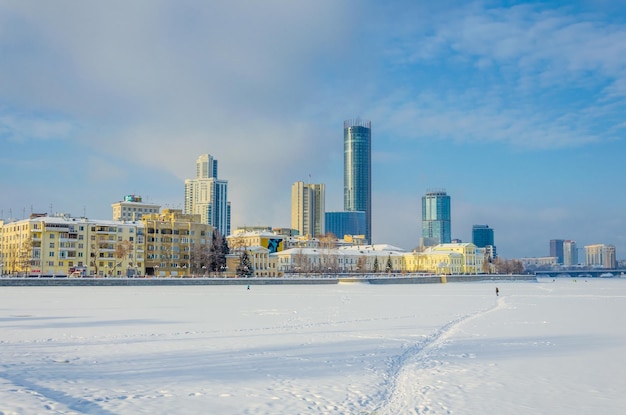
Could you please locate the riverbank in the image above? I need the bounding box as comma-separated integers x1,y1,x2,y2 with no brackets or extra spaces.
0,274,535,286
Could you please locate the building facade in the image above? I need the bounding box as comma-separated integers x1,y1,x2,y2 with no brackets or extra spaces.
472,224,497,259
291,181,325,238
584,244,616,269
0,213,145,277
344,118,372,244
563,240,578,267
550,239,565,264
184,154,231,236
422,190,451,246
324,211,366,240
112,194,160,221
142,209,214,277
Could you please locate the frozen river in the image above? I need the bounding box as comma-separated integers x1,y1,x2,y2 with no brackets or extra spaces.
1,278,625,414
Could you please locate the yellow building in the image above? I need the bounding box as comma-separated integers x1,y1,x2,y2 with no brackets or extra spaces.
226,246,281,278
404,243,483,275
142,209,214,277
0,213,145,277
227,230,286,254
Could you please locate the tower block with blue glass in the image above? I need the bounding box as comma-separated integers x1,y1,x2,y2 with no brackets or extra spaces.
344,118,372,244
421,190,451,246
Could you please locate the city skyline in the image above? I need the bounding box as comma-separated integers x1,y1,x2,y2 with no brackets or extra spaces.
1,1,625,259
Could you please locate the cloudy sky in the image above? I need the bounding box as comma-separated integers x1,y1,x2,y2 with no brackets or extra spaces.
1,0,625,259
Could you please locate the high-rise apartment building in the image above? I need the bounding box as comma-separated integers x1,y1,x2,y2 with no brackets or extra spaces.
563,240,578,266
550,239,565,264
422,190,451,246
184,154,231,237
584,244,616,269
291,181,325,237
344,119,372,244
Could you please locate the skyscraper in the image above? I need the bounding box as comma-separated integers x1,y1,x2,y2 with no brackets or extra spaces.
291,181,325,237
184,154,231,236
550,239,565,264
344,118,371,244
422,190,451,246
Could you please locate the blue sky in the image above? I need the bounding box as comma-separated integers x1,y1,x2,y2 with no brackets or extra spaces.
1,0,625,259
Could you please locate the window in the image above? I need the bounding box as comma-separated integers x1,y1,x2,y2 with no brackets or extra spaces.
49,251,55,257
49,242,55,248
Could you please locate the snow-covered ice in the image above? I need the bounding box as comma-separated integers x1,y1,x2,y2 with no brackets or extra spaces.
1,278,625,414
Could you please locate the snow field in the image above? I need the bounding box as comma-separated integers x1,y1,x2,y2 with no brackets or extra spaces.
1,279,625,414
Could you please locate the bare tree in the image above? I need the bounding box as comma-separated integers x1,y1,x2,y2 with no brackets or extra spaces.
112,240,133,276
494,258,525,274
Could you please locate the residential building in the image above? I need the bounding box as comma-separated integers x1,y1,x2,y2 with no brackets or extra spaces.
112,194,160,221
291,181,325,238
585,244,617,269
184,154,231,236
0,213,145,277
422,190,451,246
325,211,366,240
563,240,578,267
344,118,372,244
142,209,214,277
550,239,565,264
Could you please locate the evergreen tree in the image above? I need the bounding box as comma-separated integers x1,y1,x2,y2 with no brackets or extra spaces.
386,255,393,273
208,230,219,275
219,232,229,267
373,257,379,273
237,250,254,278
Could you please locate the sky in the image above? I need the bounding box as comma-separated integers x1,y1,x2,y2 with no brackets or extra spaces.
2,280,626,414
1,0,625,259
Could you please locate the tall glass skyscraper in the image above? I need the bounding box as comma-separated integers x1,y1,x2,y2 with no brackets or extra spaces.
344,119,371,244
422,190,451,246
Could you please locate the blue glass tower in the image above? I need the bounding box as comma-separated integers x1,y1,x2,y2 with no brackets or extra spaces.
472,225,494,247
325,211,366,240
422,190,451,245
344,119,371,244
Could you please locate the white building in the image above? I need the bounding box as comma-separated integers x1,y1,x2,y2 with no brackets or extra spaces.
184,154,231,236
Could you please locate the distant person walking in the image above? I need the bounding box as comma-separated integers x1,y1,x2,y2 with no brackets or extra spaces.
495,287,499,296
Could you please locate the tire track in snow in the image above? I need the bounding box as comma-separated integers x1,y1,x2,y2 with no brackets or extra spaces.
370,297,506,415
